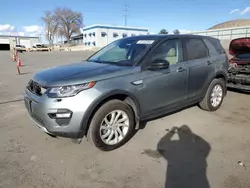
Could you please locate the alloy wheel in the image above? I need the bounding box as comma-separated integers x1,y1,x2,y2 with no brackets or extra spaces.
99,110,130,145
210,84,223,107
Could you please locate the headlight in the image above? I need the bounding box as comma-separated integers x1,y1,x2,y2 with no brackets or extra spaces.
47,81,96,98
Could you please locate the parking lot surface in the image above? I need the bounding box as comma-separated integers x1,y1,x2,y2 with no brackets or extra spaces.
0,51,250,188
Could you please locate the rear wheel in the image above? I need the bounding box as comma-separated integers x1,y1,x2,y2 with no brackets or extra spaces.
87,100,135,151
199,78,226,111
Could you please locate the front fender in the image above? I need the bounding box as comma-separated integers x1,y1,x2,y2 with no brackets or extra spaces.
79,89,141,136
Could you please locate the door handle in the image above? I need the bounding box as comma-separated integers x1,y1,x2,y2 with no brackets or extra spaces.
131,80,143,86
206,61,213,65
176,67,186,72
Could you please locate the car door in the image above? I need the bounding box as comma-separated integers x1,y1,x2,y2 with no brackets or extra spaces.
134,39,188,116
183,38,215,100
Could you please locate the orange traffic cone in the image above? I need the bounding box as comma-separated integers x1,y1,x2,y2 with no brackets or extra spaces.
16,56,21,75
17,58,22,67
12,54,16,62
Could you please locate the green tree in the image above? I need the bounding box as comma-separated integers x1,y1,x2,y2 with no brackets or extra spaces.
173,29,180,35
159,29,168,34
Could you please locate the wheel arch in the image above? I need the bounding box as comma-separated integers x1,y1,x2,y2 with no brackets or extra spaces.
215,71,227,82
214,71,228,96
79,90,141,137
201,71,228,99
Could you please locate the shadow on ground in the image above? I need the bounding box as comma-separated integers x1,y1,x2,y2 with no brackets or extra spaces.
157,125,211,188
20,71,33,75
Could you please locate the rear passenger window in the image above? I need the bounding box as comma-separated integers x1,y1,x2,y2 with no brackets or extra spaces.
208,38,225,54
185,39,209,60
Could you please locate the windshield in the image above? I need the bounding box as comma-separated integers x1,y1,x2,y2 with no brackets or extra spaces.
87,38,154,66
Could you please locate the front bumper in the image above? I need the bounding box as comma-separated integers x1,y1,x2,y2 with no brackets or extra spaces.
227,83,250,92
227,74,250,92
24,87,100,138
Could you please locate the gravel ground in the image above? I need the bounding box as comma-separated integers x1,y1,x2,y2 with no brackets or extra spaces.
0,51,250,188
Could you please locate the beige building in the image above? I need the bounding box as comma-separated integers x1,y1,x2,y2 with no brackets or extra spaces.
0,35,39,51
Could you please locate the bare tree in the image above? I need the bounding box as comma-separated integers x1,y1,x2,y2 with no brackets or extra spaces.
41,10,58,46
54,7,83,43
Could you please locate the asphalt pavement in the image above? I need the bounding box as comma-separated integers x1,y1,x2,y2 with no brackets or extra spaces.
0,51,249,188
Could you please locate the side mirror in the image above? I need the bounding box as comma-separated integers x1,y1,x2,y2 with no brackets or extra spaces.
148,59,170,70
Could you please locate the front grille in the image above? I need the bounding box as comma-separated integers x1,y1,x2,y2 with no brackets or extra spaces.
27,80,46,96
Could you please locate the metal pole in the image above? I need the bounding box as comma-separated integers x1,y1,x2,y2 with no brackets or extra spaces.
124,4,128,26
39,34,42,43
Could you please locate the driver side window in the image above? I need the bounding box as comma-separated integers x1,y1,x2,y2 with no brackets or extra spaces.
150,39,183,65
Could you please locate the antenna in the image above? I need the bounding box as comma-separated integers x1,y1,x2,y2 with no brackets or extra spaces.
123,4,129,26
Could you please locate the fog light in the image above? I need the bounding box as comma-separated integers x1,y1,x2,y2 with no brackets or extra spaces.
56,113,71,118
48,109,72,119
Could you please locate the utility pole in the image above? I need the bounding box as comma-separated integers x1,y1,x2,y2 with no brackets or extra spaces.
124,4,129,26
37,33,42,43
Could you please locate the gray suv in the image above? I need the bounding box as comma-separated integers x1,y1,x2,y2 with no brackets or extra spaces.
24,35,228,151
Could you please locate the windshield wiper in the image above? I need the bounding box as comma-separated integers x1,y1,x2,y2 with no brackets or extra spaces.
87,59,133,66
87,59,102,63
89,59,115,64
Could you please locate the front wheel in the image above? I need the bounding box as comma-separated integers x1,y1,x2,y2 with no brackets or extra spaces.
199,78,226,111
87,100,135,151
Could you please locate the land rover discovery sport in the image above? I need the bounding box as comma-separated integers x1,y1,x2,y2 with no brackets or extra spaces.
24,34,228,151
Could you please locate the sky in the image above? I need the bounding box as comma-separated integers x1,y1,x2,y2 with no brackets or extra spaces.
0,0,250,38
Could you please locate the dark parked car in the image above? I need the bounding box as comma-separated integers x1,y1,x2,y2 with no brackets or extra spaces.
228,37,250,92
24,34,228,151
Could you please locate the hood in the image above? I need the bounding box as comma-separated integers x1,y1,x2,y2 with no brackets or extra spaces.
32,61,133,87
229,37,250,56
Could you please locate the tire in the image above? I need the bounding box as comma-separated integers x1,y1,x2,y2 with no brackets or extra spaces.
87,99,135,151
199,78,226,111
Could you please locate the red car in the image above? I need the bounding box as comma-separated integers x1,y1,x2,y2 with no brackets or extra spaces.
227,37,250,92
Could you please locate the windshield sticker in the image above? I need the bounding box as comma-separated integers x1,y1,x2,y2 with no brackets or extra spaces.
136,40,155,44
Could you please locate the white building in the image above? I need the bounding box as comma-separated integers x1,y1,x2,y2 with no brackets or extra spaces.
82,24,149,48
0,35,39,51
